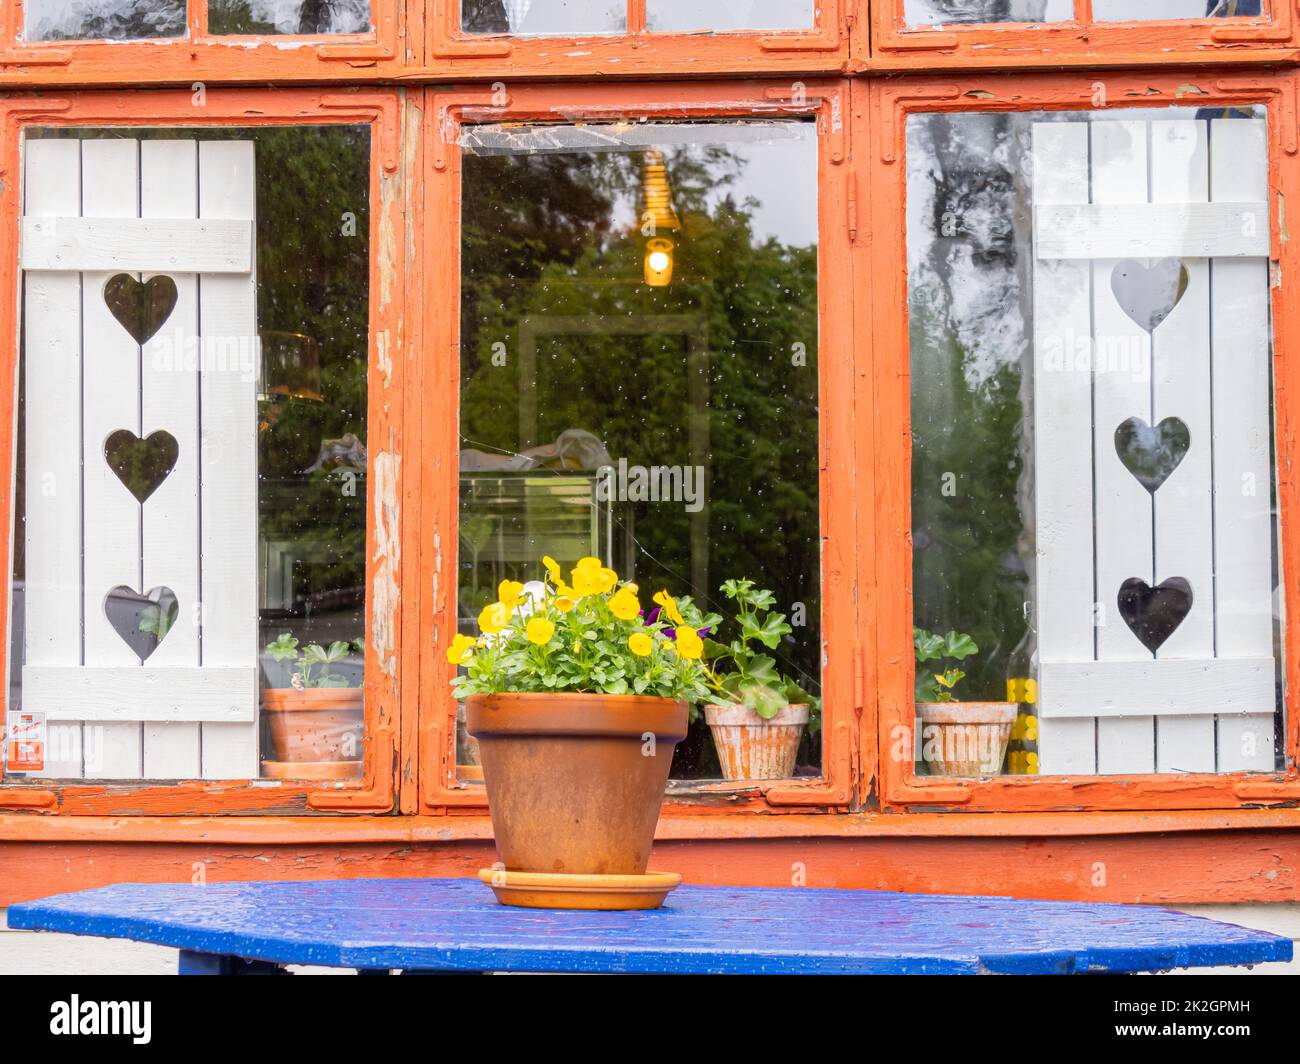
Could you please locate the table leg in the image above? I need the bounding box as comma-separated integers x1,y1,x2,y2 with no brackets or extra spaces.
178,950,288,975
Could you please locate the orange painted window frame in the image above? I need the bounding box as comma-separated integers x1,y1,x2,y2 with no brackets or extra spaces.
0,86,409,816
867,0,1298,69
865,69,1300,814
414,79,862,816
0,0,406,85
429,1,849,76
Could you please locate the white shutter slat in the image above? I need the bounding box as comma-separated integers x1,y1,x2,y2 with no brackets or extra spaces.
21,138,84,778
140,140,202,779
21,217,253,273
1030,122,1097,775
1032,202,1268,260
25,666,257,722
197,141,259,780
1089,120,1156,775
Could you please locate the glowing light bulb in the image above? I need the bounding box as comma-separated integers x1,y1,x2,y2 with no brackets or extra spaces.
648,250,670,273
643,237,674,287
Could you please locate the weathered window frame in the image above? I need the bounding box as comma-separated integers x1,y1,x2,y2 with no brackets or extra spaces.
415,79,863,815
0,86,408,815
867,1,1297,69
430,1,850,76
865,69,1300,813
0,0,404,84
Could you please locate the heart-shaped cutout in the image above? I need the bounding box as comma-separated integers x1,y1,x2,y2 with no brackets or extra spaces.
103,585,179,662
1110,258,1189,334
104,429,178,504
103,274,178,345
1117,576,1193,654
1114,416,1190,494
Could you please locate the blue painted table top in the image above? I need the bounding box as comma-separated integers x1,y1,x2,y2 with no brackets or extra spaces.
8,878,1291,975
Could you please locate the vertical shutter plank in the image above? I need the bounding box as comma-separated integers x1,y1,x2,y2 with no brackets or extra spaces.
1150,120,1216,773
140,140,202,779
1210,118,1277,772
1090,120,1156,775
79,139,143,779
21,138,84,777
197,141,259,780
1031,122,1097,775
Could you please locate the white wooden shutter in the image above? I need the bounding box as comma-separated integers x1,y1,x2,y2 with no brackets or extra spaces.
1031,118,1277,775
19,137,259,780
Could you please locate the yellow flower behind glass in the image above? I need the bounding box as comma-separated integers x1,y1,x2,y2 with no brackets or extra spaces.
446,633,475,666
653,590,685,627
628,633,653,657
609,587,641,621
478,602,509,635
498,579,525,609
526,617,555,645
675,626,704,660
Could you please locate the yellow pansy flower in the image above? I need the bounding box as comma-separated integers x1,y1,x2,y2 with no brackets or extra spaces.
446,633,475,666
554,596,576,613
653,590,685,627
674,626,704,660
478,602,509,635
571,556,617,597
542,556,561,584
526,617,555,646
609,587,641,621
498,580,525,610
628,633,653,657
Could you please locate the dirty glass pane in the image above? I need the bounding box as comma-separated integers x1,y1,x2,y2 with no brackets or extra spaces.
1093,0,1263,19
461,0,626,34
5,125,369,784
646,0,815,32
904,0,1072,25
907,106,1283,780
208,0,371,34
23,0,185,39
457,121,822,783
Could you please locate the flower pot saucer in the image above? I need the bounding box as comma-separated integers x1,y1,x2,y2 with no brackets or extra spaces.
260,759,362,781
477,868,682,911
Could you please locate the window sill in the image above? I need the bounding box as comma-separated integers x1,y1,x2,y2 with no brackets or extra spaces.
4,806,1300,844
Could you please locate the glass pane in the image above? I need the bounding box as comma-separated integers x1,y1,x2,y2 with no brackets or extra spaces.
5,125,369,783
23,0,186,40
461,0,626,35
907,106,1283,779
646,0,814,32
1093,0,1263,19
904,0,1072,25
208,0,371,34
457,121,822,783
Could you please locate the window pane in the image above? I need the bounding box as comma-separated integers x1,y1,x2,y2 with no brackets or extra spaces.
1093,0,1263,19
907,106,1283,779
905,0,1072,24
646,0,814,32
457,121,822,783
461,0,626,35
208,0,371,34
5,125,369,783
23,0,186,40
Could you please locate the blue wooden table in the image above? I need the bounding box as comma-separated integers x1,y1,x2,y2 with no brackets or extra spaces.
8,877,1291,975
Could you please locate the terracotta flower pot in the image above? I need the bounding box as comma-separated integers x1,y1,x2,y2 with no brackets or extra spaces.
917,701,1017,777
465,692,687,876
703,702,809,781
263,687,364,763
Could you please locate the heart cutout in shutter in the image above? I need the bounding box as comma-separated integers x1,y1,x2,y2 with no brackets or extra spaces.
1110,259,1189,333
104,429,178,504
103,585,179,662
1114,416,1191,494
103,274,178,345
1117,577,1193,654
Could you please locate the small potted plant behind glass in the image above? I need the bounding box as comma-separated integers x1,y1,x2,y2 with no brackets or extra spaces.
452,556,714,910
261,633,365,778
914,627,1016,777
701,579,820,781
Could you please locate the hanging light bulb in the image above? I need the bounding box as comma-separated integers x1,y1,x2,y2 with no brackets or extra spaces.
640,149,680,288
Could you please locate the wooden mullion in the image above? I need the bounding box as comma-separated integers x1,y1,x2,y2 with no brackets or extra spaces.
628,0,646,35
189,0,208,39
